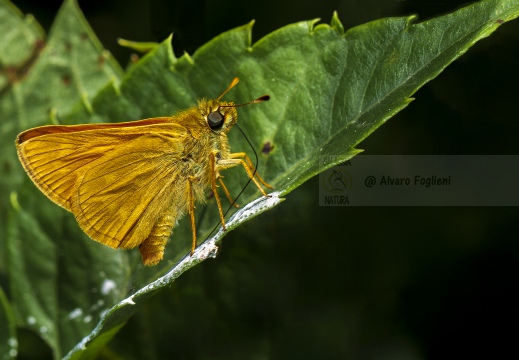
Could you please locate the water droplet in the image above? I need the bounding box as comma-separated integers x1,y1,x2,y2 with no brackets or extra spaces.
101,279,117,295
68,308,83,320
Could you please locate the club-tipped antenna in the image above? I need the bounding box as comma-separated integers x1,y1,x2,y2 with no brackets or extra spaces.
217,77,270,106
220,94,270,108
217,77,240,101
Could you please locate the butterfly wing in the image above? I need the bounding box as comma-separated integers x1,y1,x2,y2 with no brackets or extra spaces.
16,118,190,249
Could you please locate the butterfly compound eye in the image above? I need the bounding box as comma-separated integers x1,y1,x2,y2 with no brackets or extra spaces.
207,111,224,129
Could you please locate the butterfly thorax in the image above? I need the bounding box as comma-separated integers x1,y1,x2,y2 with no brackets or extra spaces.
171,99,238,205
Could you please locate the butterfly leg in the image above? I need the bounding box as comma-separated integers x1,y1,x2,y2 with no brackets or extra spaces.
230,152,273,190
210,152,228,231
187,175,198,255
217,152,273,197
139,208,176,266
218,177,239,208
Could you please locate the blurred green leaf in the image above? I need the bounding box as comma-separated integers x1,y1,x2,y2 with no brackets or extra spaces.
0,286,17,360
0,0,518,358
0,0,123,199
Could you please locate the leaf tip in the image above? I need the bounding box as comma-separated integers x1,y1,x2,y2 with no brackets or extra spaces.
406,14,418,27
65,0,79,9
246,19,255,47
183,51,195,65
111,77,121,95
10,192,21,212
351,148,364,156
331,11,345,35
308,18,322,32
49,107,59,124
120,297,136,306
117,38,160,54
80,92,94,115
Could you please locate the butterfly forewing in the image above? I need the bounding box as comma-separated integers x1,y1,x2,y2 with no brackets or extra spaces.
17,118,189,250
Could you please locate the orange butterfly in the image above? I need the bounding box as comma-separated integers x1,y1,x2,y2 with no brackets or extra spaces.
16,78,272,266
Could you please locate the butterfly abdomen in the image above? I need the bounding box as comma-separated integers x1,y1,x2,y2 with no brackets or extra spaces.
138,207,177,266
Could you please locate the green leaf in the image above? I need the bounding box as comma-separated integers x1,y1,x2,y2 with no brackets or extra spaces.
6,201,128,359
0,286,17,360
6,205,59,356
0,0,518,358
0,0,123,217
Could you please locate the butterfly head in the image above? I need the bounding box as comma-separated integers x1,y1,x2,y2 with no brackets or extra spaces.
200,100,238,133
199,77,269,134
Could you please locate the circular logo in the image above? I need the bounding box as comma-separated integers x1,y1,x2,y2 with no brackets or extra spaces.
322,168,352,193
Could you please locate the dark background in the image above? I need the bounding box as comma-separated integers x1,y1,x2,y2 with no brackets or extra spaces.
12,0,519,359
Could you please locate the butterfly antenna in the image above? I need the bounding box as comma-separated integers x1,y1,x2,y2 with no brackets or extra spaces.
217,77,240,101
220,95,270,107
